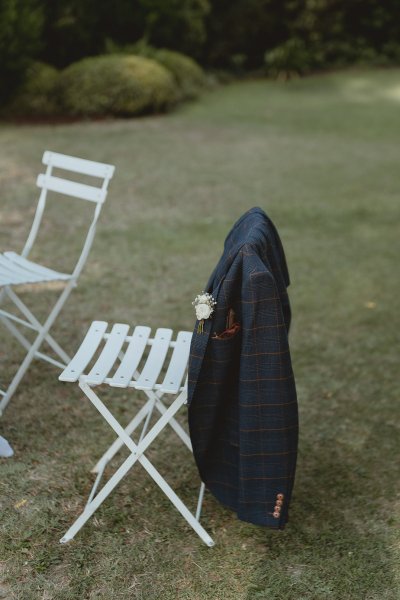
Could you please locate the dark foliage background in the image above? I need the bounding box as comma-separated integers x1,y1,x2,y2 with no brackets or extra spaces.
1,0,399,102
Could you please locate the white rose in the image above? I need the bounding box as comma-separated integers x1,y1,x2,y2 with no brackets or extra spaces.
195,303,212,320
197,294,209,304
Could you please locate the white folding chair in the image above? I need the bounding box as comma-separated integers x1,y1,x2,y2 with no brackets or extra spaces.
0,151,115,415
58,321,214,547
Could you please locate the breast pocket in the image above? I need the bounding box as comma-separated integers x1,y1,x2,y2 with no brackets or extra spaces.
212,322,241,341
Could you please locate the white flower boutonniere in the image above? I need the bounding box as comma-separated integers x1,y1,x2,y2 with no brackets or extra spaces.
192,291,217,334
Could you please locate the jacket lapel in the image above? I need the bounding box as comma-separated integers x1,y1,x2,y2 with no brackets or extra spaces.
187,276,225,405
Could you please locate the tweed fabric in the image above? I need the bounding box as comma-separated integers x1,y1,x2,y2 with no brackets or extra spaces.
188,207,298,529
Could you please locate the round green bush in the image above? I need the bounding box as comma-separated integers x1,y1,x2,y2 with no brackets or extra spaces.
6,62,60,116
152,49,205,100
106,40,206,101
133,44,205,100
56,55,177,117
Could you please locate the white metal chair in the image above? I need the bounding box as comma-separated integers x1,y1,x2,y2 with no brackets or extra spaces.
58,320,214,547
0,151,115,415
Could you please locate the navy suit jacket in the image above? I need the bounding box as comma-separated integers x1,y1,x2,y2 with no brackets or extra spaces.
188,208,298,529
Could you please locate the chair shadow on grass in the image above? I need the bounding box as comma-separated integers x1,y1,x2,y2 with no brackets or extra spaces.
246,423,398,599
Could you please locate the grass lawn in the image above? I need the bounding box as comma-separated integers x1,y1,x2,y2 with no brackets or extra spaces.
0,68,399,599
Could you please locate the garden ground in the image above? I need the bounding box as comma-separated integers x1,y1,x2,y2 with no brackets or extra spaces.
0,68,399,599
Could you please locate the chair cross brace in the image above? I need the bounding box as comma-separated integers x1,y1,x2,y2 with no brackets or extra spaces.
60,380,213,546
0,282,74,414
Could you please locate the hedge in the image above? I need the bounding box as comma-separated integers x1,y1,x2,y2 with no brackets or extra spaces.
2,0,400,90
56,54,177,117
129,43,206,100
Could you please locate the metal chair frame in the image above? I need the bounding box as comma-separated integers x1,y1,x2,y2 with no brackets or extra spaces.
0,151,115,415
59,321,214,547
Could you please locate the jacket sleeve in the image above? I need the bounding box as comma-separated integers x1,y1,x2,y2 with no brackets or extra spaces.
237,250,298,528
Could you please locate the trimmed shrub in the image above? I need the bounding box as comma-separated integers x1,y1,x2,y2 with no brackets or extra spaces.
134,44,206,100
148,49,205,100
106,40,206,100
6,61,60,116
56,54,177,117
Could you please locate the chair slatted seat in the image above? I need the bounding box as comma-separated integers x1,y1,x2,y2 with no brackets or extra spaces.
0,252,71,285
109,326,151,388
85,323,131,386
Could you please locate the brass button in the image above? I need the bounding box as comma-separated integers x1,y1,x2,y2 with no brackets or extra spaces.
277,493,284,501
276,499,283,506
273,511,280,518
274,505,281,513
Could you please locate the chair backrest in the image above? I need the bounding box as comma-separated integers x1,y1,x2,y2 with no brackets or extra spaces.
22,151,115,280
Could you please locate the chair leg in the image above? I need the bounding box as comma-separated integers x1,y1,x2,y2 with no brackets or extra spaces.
6,287,71,364
0,314,66,369
196,482,206,520
60,381,214,546
137,454,214,546
0,283,74,415
61,442,214,547
61,446,144,543
91,397,154,473
0,330,46,415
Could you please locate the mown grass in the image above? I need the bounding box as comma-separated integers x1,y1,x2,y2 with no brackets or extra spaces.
0,68,399,599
